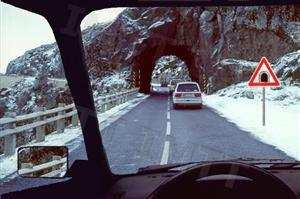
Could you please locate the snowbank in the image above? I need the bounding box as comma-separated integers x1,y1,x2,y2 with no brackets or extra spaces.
203,83,300,160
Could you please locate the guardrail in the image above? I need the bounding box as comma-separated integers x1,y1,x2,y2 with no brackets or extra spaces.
19,156,67,177
0,89,138,156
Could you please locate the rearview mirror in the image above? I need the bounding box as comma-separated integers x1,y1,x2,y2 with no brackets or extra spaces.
17,146,68,178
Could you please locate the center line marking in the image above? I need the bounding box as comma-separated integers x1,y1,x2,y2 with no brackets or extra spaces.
160,141,170,165
167,112,170,120
166,121,171,136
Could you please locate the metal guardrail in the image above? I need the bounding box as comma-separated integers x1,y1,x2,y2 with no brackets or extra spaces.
0,89,138,156
19,157,67,176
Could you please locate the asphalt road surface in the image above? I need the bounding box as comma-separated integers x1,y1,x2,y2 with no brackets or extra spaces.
0,93,292,195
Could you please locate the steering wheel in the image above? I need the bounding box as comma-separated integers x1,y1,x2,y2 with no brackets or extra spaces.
148,162,296,199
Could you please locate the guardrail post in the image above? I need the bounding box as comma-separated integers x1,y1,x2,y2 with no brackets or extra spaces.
56,103,66,133
52,155,62,170
113,95,117,107
119,94,124,105
36,116,45,142
4,122,16,156
118,95,122,105
108,97,112,110
4,134,16,156
20,163,34,177
71,110,78,127
100,98,105,113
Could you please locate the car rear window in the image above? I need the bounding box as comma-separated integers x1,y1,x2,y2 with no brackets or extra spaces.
176,84,199,92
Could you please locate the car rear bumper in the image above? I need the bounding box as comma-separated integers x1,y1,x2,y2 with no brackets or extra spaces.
173,98,202,105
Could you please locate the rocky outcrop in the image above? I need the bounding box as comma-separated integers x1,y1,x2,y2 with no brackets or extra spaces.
209,50,300,92
6,44,64,78
5,6,299,93
275,50,300,85
208,59,258,93
0,74,71,116
5,23,109,78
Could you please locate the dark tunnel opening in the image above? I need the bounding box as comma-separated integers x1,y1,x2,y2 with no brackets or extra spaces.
260,72,269,83
132,44,203,94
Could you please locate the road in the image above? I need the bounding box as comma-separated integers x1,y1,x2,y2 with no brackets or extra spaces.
0,93,292,195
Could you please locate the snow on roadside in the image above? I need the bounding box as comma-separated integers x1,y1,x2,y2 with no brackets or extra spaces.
0,93,148,181
203,83,300,160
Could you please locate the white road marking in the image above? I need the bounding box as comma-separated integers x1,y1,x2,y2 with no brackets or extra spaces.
160,141,170,165
166,121,171,136
167,112,170,120
160,96,172,165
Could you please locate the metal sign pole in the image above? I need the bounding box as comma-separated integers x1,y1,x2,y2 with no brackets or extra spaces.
262,87,265,126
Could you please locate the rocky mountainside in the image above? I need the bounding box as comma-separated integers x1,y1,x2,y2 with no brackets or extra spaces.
0,74,72,116
5,22,110,78
209,50,300,92
5,6,300,93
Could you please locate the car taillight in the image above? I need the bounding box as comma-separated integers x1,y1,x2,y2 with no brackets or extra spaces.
194,93,201,97
175,93,182,97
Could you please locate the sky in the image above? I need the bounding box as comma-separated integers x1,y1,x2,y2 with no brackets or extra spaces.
0,2,125,74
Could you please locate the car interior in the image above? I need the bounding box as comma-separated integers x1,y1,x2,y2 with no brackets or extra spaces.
1,0,299,199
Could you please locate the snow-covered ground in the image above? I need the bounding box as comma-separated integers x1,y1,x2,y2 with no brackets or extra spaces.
0,93,148,181
204,82,300,160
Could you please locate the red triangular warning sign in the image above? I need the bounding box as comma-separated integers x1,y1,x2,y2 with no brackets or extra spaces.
248,57,280,87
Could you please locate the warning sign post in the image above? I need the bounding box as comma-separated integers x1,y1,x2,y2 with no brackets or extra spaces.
248,57,280,126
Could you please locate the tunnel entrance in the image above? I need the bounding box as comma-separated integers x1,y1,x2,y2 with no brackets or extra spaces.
132,44,203,94
151,55,190,90
260,72,269,83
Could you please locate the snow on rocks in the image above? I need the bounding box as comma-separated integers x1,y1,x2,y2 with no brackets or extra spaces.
274,50,300,84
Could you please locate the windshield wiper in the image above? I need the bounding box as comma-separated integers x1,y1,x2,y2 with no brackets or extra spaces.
269,162,300,169
137,162,197,174
231,157,287,162
137,158,300,174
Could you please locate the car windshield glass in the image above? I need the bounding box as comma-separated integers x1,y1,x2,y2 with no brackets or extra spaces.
79,6,299,175
177,84,199,92
1,4,299,180
0,3,87,181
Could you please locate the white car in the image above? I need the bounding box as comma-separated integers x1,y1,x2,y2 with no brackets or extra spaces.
172,82,202,109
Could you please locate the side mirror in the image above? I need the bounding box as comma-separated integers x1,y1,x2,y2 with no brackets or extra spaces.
17,146,68,178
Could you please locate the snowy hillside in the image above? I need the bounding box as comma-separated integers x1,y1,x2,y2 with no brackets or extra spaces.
274,50,300,84
5,23,109,78
5,44,64,78
0,75,71,116
91,67,133,104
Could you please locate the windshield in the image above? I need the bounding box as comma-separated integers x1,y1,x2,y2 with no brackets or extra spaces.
176,84,199,92
0,3,87,181
1,5,299,179
80,6,299,174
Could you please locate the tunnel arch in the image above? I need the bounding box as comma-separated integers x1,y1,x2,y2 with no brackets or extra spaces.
132,44,203,94
151,55,190,86
259,72,269,83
